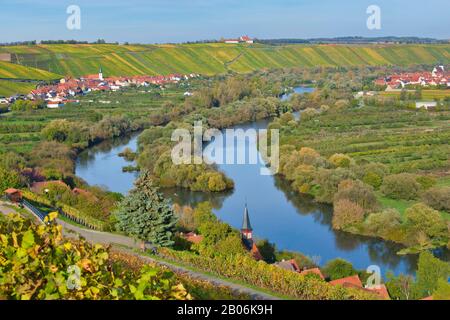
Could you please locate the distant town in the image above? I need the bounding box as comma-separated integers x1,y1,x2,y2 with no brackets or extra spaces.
374,65,449,89
0,68,199,108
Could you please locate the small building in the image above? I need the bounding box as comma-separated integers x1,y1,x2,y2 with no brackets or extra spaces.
416,101,437,110
4,188,22,203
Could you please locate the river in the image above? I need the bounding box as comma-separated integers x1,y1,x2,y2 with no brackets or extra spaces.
76,86,423,277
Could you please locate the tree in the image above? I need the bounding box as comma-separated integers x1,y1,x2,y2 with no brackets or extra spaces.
404,203,447,240
332,199,365,230
114,171,177,247
433,279,450,300
323,258,357,281
256,239,277,263
381,173,421,200
421,187,450,212
414,251,450,298
385,272,416,300
364,209,402,235
0,165,22,192
334,179,379,213
329,153,352,168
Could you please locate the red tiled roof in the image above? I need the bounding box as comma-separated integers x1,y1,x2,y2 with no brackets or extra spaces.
329,275,363,288
421,296,433,300
181,232,203,244
4,188,21,194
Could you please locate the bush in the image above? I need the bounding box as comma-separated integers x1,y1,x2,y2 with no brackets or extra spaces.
381,173,421,200
421,187,450,212
416,176,436,190
332,199,365,230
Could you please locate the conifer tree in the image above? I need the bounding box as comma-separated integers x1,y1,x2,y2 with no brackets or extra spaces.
115,170,177,247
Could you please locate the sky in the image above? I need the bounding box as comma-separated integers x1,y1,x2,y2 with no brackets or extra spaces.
1,0,449,43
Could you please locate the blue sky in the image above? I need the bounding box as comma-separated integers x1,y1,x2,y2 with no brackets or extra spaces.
1,0,449,43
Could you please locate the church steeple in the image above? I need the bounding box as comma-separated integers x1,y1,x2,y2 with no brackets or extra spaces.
241,203,253,240
98,66,104,81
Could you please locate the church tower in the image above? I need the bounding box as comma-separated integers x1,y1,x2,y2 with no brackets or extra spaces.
241,204,253,241
99,66,104,81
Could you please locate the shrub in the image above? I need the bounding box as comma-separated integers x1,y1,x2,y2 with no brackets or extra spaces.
381,173,421,200
421,187,450,212
363,172,383,190
332,199,365,230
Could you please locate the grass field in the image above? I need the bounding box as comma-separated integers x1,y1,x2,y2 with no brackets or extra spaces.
0,43,449,78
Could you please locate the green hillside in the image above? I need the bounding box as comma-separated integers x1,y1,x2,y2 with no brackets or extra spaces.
0,80,36,97
1,43,449,78
0,61,60,80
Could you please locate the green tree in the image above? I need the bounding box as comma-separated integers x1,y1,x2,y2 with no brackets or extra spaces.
416,251,450,298
114,171,177,247
0,165,22,193
433,279,450,300
385,272,416,300
381,173,421,200
323,258,358,281
404,203,447,240
414,251,450,298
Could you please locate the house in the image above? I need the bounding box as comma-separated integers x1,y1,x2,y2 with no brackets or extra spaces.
241,204,263,261
224,35,254,44
416,101,437,110
365,284,390,299
240,35,254,44
4,188,22,203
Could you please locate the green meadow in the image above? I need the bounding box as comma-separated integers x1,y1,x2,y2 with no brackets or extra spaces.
1,43,449,78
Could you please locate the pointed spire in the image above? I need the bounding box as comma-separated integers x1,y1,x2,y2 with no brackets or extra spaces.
242,203,252,231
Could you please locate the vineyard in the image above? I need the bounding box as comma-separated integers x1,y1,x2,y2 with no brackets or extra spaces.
0,43,449,78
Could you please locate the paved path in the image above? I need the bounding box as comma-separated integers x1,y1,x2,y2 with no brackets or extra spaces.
58,218,280,300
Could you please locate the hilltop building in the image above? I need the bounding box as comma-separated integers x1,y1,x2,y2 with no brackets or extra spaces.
224,35,254,44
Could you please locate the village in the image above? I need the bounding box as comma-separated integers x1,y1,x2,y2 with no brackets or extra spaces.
0,68,199,108
374,65,449,89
